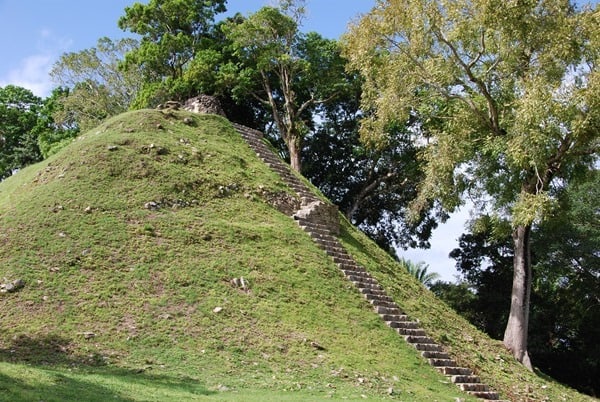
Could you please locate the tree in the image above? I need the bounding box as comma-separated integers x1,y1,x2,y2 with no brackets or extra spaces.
50,37,143,130
118,0,226,106
345,0,599,369
401,258,440,287
35,87,80,158
223,6,347,171
0,85,44,179
302,77,444,252
441,172,599,395
528,170,599,394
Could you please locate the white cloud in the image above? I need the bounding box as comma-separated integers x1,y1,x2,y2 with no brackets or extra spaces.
0,54,55,97
0,30,72,97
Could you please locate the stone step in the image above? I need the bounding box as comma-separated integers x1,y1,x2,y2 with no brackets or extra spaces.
428,358,458,367
379,314,409,322
298,195,319,203
237,132,259,140
326,249,351,260
289,183,311,193
364,293,395,303
303,226,334,237
437,366,473,376
274,172,299,182
368,299,397,309
387,320,420,329
335,256,358,266
341,269,371,278
267,160,289,168
413,343,444,352
319,245,346,255
375,306,402,315
359,287,387,297
295,218,331,230
396,328,427,336
243,139,264,146
467,391,499,400
309,230,339,242
308,232,335,242
356,283,384,292
346,275,378,284
458,383,489,392
301,225,332,236
263,159,285,167
451,375,481,384
421,351,450,360
314,240,342,250
351,280,380,289
313,237,341,248
337,262,363,271
405,335,436,344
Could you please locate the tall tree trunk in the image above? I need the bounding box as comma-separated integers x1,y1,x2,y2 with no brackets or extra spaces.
288,134,302,172
503,224,534,371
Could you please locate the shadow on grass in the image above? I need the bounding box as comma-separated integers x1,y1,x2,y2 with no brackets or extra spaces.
0,334,215,401
0,333,93,366
0,370,136,402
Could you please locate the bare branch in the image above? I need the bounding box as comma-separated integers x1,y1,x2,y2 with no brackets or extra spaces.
434,29,501,135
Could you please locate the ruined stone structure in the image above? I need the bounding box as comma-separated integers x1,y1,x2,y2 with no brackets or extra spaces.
182,102,508,402
183,95,226,117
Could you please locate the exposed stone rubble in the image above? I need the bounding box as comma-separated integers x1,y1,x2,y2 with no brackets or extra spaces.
230,121,510,402
183,95,226,117
0,278,24,293
177,101,509,401
156,95,226,117
294,198,340,236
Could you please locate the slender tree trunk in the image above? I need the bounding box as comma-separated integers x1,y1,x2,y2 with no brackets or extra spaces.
503,224,534,371
288,133,302,172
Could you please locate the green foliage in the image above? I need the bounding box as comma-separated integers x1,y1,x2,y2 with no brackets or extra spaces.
302,83,444,252
344,0,599,367
429,281,479,326
118,0,227,106
35,87,80,158
399,258,440,287
0,85,44,179
50,37,143,130
223,6,349,170
441,171,600,395
225,7,298,74
344,0,599,223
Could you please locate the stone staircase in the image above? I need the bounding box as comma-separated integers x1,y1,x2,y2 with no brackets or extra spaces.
232,122,509,402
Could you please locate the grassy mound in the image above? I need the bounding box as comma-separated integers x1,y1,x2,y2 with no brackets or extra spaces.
0,110,594,401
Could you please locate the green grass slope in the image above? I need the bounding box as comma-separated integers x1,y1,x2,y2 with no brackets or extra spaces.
0,110,594,401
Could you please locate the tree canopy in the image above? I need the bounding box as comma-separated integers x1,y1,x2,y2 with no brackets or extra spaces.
435,169,599,394
302,81,443,252
344,0,599,369
223,6,348,171
118,0,227,106
50,37,143,131
0,85,44,179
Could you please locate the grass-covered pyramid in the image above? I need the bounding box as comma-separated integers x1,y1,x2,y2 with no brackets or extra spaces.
0,110,593,401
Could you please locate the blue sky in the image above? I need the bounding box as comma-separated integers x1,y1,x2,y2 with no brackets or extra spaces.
0,0,373,97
